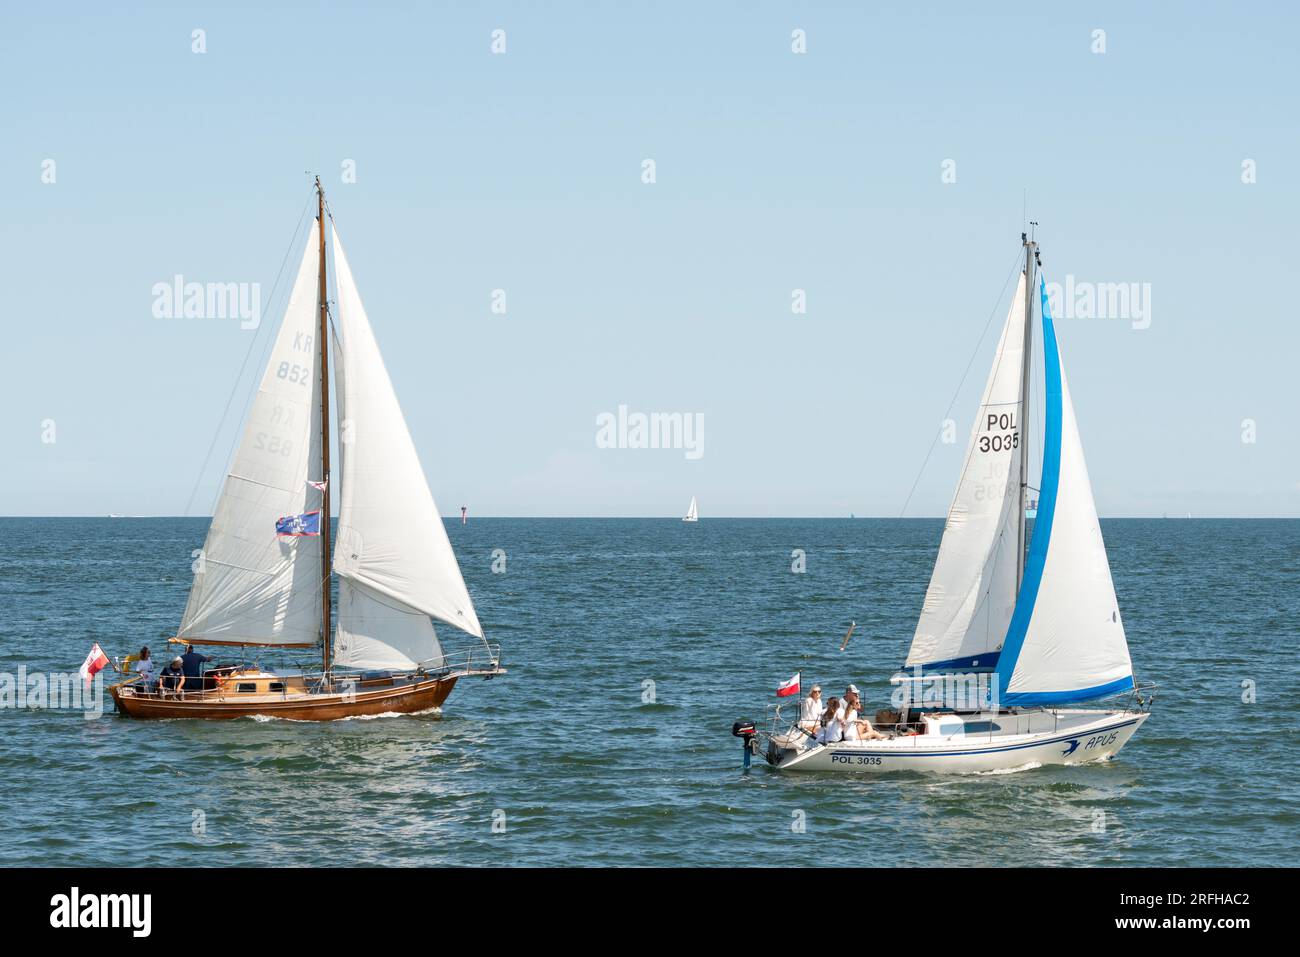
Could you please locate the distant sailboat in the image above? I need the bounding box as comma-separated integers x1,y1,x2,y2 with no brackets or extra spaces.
110,180,503,720
682,496,699,522
757,232,1152,773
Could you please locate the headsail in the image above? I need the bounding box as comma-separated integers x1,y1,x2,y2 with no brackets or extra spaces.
178,221,325,646
994,276,1133,704
329,225,483,671
905,272,1027,673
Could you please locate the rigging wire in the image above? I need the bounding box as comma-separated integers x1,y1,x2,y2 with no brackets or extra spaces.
182,190,316,516
897,247,1025,518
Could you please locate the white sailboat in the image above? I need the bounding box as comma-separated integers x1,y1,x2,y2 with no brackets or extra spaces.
111,180,502,719
682,496,699,522
757,233,1152,772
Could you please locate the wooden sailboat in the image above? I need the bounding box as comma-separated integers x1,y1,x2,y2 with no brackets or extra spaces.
757,232,1152,772
111,180,502,720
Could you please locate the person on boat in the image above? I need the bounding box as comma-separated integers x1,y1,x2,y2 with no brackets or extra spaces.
159,657,185,696
180,644,212,693
800,685,825,732
134,646,155,690
842,684,860,714
842,690,888,741
815,697,844,745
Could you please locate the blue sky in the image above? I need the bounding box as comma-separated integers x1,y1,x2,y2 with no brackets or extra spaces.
2,1,1296,517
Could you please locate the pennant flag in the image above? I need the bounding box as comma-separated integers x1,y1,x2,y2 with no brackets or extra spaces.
79,643,109,688
307,479,327,492
275,510,321,537
776,673,800,697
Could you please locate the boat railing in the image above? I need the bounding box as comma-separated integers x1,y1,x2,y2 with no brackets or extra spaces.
1103,680,1157,713
112,645,506,701
416,642,504,678
764,703,928,747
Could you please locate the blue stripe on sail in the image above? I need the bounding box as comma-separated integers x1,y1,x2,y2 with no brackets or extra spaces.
905,652,1001,674
999,675,1136,706
993,274,1062,698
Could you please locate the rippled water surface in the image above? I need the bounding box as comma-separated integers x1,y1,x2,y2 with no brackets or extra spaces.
1,517,1295,866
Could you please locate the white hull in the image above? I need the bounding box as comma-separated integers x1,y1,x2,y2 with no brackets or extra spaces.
767,708,1148,774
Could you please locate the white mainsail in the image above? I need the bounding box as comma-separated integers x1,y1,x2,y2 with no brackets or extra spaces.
178,222,325,646
905,272,1026,672
330,225,483,672
684,496,698,521
995,277,1132,703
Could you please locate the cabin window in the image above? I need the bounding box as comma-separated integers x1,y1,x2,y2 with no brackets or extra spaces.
236,683,257,693
268,682,285,692
963,721,1002,733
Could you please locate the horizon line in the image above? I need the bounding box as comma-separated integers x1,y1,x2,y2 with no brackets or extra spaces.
2,514,1296,521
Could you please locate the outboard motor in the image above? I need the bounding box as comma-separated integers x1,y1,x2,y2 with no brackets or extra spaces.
732,719,757,769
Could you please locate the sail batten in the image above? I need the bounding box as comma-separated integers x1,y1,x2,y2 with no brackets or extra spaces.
177,221,325,647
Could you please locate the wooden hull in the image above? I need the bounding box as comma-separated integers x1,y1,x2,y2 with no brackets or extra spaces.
109,674,459,721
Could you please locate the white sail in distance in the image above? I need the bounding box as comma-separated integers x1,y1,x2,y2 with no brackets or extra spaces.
684,496,698,521
905,271,1027,672
178,221,325,646
329,225,483,671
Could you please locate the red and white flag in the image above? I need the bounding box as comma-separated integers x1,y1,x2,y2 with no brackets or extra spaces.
79,643,109,688
307,479,327,492
776,673,800,697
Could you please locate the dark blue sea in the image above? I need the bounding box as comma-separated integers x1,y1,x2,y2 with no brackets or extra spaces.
0,517,1295,867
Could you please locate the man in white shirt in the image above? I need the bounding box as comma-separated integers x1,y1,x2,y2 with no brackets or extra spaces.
800,685,824,732
842,688,888,741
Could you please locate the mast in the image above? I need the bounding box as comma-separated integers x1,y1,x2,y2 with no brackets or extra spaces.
1016,230,1037,592
316,176,333,676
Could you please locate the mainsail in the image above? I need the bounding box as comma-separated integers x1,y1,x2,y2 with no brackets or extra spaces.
994,277,1133,703
178,222,325,646
685,496,698,521
905,271,1027,673
330,226,483,671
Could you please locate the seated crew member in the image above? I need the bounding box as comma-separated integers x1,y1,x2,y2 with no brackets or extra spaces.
815,697,844,745
800,685,825,733
159,657,185,696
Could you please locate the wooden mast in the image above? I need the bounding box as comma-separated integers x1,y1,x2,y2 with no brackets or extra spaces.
316,176,333,678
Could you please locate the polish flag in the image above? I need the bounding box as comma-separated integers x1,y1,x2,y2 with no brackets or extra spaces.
307,479,327,492
776,673,800,697
79,643,110,687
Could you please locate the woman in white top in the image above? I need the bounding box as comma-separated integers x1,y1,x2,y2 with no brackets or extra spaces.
799,686,825,732
134,646,155,689
815,696,844,745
